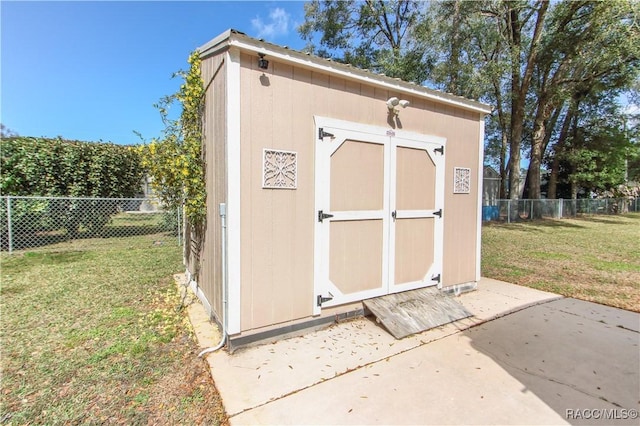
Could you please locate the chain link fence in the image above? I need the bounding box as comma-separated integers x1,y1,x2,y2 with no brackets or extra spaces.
1,196,182,253
482,197,640,223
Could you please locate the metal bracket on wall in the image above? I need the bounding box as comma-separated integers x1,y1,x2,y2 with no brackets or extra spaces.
318,128,335,140
431,273,441,284
318,210,334,222
434,145,444,155
433,208,443,218
317,294,334,306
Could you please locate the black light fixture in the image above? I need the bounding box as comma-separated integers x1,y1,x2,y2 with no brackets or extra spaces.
258,53,269,70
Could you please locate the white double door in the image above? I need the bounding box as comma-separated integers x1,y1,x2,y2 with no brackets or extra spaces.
314,118,445,313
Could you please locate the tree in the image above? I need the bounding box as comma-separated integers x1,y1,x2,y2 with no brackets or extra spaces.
426,1,511,196
526,0,640,209
299,0,430,83
0,124,18,138
138,52,205,230
553,93,639,198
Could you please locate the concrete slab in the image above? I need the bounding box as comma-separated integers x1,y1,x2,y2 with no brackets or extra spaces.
465,299,640,424
206,317,472,417
195,278,639,425
542,297,640,333
460,277,563,321
232,332,569,425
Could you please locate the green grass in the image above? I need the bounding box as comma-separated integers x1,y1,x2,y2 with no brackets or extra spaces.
0,234,227,425
482,213,640,312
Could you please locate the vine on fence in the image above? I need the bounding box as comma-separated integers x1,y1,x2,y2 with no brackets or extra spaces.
138,51,206,232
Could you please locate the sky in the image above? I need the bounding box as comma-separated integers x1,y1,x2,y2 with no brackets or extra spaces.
1,0,309,145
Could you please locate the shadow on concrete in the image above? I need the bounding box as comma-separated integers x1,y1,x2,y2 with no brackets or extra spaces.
463,298,640,425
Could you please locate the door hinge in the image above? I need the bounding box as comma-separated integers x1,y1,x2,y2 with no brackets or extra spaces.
317,294,333,306
318,210,334,222
433,208,442,218
434,145,444,155
318,128,335,140
431,273,441,284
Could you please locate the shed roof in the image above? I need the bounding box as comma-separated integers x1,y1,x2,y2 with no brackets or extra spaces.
198,29,492,115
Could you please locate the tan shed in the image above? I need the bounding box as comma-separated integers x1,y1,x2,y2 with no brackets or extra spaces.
188,29,491,349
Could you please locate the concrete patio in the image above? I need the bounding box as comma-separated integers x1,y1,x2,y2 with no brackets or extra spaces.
190,278,640,425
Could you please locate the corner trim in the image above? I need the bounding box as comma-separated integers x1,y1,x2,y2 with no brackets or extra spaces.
476,117,486,282
226,48,242,334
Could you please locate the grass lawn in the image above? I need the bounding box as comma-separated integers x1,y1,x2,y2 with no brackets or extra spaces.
0,234,227,424
482,213,640,312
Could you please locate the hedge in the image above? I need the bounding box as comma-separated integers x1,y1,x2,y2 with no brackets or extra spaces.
1,137,143,197
0,137,144,242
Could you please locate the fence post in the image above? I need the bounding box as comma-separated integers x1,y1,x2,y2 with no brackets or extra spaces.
507,199,511,224
558,198,563,219
177,205,182,246
7,196,13,254
529,200,533,220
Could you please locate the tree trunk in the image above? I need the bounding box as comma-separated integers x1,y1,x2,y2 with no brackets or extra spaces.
508,4,523,203
548,154,561,200
499,133,508,199
506,1,549,222
528,96,554,218
542,105,562,156
548,104,575,199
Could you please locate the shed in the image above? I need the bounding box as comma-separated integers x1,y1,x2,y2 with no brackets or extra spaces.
187,29,491,348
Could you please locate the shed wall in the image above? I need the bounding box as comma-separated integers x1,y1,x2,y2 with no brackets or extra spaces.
199,53,227,319
237,52,482,333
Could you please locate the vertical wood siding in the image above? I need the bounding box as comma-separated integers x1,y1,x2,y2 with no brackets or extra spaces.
199,53,227,320
230,52,481,332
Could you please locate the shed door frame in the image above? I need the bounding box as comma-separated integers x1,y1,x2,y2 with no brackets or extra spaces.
313,116,446,315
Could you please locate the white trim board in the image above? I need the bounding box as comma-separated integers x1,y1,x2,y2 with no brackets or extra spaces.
225,48,242,335
475,118,485,282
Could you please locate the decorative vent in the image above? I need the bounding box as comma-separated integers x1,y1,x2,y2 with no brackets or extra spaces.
263,149,297,189
454,167,471,194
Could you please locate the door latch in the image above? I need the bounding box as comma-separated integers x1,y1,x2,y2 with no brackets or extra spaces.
434,145,444,155
433,208,442,218
431,273,441,283
318,210,334,222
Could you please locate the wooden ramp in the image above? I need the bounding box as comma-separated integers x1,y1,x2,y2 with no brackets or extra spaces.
363,287,472,339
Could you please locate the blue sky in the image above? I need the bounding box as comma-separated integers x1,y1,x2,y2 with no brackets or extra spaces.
1,1,308,145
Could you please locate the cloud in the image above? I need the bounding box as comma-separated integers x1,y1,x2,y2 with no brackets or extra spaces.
251,7,291,40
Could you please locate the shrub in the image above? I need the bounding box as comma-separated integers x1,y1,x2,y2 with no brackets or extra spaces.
1,137,143,197
0,137,144,241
